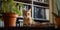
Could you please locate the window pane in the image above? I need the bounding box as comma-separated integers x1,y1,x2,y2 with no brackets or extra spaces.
33,6,46,19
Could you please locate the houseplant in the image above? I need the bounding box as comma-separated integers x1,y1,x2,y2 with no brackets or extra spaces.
0,0,24,27
52,0,60,28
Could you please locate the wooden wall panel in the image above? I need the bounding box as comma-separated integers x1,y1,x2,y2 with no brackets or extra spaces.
49,0,54,23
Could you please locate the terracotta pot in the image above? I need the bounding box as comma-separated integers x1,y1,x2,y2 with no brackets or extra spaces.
2,13,18,27
55,17,60,28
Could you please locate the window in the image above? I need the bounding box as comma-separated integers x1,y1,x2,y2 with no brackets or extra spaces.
33,6,46,20
32,6,49,20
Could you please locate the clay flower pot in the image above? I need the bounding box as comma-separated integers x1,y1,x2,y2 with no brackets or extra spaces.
55,16,60,28
2,13,18,27
52,12,60,28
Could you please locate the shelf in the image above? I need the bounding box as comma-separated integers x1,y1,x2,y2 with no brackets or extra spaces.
14,0,49,7
33,5,49,8
14,0,32,1
14,0,32,4
34,20,49,23
33,1,49,5
15,1,49,8
33,1,49,7
14,0,49,5
15,1,32,6
34,18,49,23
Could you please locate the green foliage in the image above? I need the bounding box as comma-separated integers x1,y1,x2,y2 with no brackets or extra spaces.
0,0,24,16
55,0,60,17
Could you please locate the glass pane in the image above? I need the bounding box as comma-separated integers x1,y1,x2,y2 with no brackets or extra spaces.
33,6,46,19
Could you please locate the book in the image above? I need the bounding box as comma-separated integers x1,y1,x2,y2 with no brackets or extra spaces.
33,0,37,1
24,5,31,10
41,0,45,3
45,8,49,20
44,0,49,3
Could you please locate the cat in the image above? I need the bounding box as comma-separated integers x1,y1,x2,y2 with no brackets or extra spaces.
22,9,35,26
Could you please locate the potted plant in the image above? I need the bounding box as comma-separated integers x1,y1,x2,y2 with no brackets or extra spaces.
0,0,24,27
52,0,60,28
